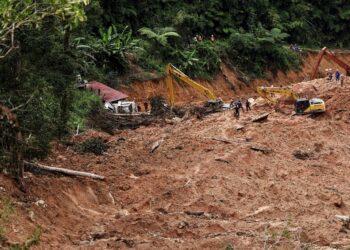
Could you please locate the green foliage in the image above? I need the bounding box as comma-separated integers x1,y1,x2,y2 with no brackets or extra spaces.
226,28,300,77
171,40,223,79
8,227,42,250
89,25,142,73
0,198,42,249
138,27,180,47
78,138,108,155
0,196,15,243
69,90,102,132
225,243,235,250
0,0,90,58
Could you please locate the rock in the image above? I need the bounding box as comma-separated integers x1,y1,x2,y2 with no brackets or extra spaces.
246,206,272,217
177,221,189,229
293,150,312,160
0,187,6,192
57,155,67,161
150,139,164,153
115,209,129,219
331,194,344,208
331,239,350,248
252,112,270,122
175,145,183,150
234,124,245,130
122,239,135,248
35,199,46,207
29,211,35,222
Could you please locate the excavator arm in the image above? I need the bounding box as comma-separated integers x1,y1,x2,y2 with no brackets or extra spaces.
311,47,350,79
165,64,217,106
257,86,299,104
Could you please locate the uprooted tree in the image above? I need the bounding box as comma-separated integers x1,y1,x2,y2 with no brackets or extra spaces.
0,104,23,180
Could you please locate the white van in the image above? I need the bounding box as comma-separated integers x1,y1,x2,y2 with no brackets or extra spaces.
104,101,138,114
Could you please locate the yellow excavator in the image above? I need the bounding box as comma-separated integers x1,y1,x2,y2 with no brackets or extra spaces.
257,86,326,114
165,63,223,108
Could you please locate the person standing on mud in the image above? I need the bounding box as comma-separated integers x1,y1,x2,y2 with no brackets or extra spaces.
246,99,251,111
341,74,345,87
237,100,244,113
233,102,240,118
335,69,341,83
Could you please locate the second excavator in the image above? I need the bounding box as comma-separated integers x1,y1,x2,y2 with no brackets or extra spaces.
311,47,350,79
165,64,223,109
257,86,326,114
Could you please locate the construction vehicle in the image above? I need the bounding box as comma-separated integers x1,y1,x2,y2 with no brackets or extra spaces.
311,47,350,79
257,86,326,114
165,63,223,108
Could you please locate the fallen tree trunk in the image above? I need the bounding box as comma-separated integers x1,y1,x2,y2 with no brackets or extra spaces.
211,137,250,144
24,161,105,180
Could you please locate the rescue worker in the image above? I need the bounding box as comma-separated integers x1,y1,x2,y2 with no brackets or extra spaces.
246,99,251,111
233,102,240,118
341,74,345,87
328,68,333,81
237,100,244,113
335,69,341,83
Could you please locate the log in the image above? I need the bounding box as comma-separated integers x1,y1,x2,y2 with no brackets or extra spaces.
250,145,272,154
211,137,249,144
24,161,105,180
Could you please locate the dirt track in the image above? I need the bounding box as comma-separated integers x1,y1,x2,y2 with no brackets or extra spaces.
1,77,350,249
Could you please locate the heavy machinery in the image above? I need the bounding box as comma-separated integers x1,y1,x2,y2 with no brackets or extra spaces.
311,47,350,79
165,63,223,108
257,86,326,114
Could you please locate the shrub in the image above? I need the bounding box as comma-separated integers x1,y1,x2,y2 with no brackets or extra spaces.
226,28,300,78
69,90,102,132
78,138,108,155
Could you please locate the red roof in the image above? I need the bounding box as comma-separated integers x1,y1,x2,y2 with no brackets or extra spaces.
86,81,128,103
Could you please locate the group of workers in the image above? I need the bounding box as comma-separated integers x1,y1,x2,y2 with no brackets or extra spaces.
326,68,346,86
193,34,216,43
230,99,251,118
290,44,302,53
137,102,149,112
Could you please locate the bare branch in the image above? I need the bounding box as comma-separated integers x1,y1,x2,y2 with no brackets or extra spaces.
10,95,34,112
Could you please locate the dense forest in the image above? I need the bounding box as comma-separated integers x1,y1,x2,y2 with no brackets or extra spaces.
1,0,350,178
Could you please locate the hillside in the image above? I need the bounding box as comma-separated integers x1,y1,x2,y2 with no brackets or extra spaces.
120,51,350,106
1,76,350,249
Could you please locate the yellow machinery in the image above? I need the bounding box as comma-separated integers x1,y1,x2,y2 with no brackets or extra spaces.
257,86,326,114
165,64,222,107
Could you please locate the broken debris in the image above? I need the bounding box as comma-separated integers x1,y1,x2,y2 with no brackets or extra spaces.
250,145,272,154
251,112,270,122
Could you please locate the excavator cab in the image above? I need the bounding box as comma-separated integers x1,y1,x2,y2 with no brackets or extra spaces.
295,98,326,114
295,99,310,114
